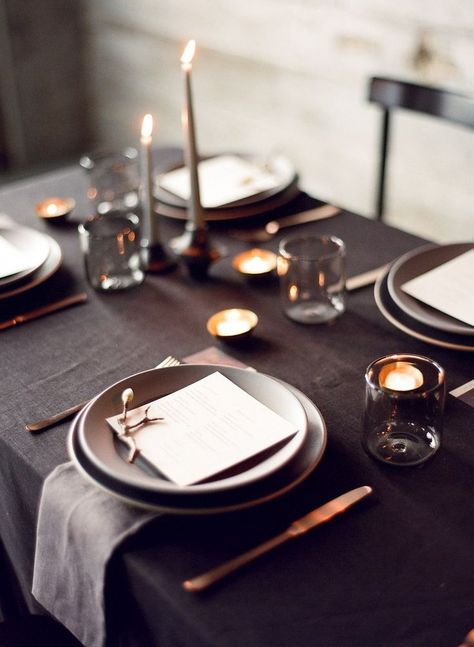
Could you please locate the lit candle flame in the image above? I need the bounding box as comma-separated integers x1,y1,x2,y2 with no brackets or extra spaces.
181,39,196,66
46,203,59,216
141,113,153,141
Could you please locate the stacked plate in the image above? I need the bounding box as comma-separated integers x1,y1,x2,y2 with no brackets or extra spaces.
153,153,299,222
375,242,474,351
0,223,62,300
68,364,327,514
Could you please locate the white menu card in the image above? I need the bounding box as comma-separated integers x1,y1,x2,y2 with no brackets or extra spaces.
106,372,298,486
158,155,280,208
0,234,34,278
401,249,474,327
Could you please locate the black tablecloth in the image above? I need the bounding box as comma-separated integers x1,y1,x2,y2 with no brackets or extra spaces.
0,149,473,646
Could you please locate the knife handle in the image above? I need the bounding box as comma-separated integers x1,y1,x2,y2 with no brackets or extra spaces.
183,530,292,593
267,204,341,232
25,400,90,433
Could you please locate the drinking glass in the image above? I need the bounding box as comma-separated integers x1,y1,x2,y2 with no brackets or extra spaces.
362,354,445,466
277,234,346,323
78,211,144,291
80,148,140,214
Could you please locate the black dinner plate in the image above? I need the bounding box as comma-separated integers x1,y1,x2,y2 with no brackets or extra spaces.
68,373,327,514
386,242,474,337
375,268,474,352
0,236,62,300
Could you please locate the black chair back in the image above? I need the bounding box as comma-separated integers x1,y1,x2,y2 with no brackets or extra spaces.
368,77,474,221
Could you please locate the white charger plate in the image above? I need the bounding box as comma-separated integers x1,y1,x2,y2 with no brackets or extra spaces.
76,365,311,499
68,375,327,514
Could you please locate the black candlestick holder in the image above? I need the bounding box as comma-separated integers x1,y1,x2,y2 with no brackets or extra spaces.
141,241,176,273
170,223,221,280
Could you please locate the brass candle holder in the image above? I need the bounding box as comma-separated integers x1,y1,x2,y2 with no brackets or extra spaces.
207,308,258,341
35,197,76,222
232,248,277,280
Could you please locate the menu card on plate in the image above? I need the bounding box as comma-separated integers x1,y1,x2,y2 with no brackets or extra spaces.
0,234,34,278
106,372,298,486
158,155,280,208
401,249,474,327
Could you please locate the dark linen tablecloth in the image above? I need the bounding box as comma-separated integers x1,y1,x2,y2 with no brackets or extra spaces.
0,149,473,646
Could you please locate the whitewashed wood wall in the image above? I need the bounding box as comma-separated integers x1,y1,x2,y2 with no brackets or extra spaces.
83,0,474,241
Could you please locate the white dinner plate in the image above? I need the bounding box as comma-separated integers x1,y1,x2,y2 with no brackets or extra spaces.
0,225,51,290
375,268,474,352
387,242,474,337
76,365,311,499
0,236,62,300
68,375,327,514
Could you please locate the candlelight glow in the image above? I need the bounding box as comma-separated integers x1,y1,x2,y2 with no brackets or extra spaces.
233,249,277,276
379,362,424,391
141,114,153,140
207,308,258,339
46,203,59,216
181,40,196,66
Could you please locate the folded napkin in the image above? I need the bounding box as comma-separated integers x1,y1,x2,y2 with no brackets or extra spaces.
32,347,249,646
32,462,157,647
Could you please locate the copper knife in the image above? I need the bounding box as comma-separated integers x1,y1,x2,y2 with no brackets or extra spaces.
0,292,88,331
183,485,373,592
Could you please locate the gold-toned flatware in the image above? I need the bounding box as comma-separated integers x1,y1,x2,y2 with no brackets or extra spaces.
229,205,341,242
25,355,182,434
346,264,390,292
0,292,88,331
183,485,373,592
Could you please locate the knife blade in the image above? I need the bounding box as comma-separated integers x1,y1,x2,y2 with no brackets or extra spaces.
183,485,373,592
0,292,88,331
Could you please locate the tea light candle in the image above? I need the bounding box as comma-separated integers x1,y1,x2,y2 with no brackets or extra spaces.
35,197,76,222
232,248,277,277
207,308,258,340
379,362,424,391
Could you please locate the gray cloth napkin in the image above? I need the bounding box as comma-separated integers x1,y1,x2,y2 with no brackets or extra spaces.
32,462,157,647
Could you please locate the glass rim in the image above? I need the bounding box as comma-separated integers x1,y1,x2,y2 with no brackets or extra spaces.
78,212,140,238
79,147,138,170
365,353,445,397
278,234,345,262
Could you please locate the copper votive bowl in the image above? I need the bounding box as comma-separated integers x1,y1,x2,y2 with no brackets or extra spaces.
35,197,76,222
232,248,277,279
207,308,258,341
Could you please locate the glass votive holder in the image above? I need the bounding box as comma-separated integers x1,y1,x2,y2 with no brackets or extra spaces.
80,148,140,214
362,354,446,467
277,234,346,324
78,211,144,292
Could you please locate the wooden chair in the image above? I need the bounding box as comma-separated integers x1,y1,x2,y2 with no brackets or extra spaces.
368,76,474,221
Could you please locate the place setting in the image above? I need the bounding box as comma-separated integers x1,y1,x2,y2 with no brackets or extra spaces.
67,359,328,514
0,214,62,300
374,241,474,351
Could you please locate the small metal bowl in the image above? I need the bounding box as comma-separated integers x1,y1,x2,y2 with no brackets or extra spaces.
232,248,277,279
207,308,258,341
35,197,76,223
